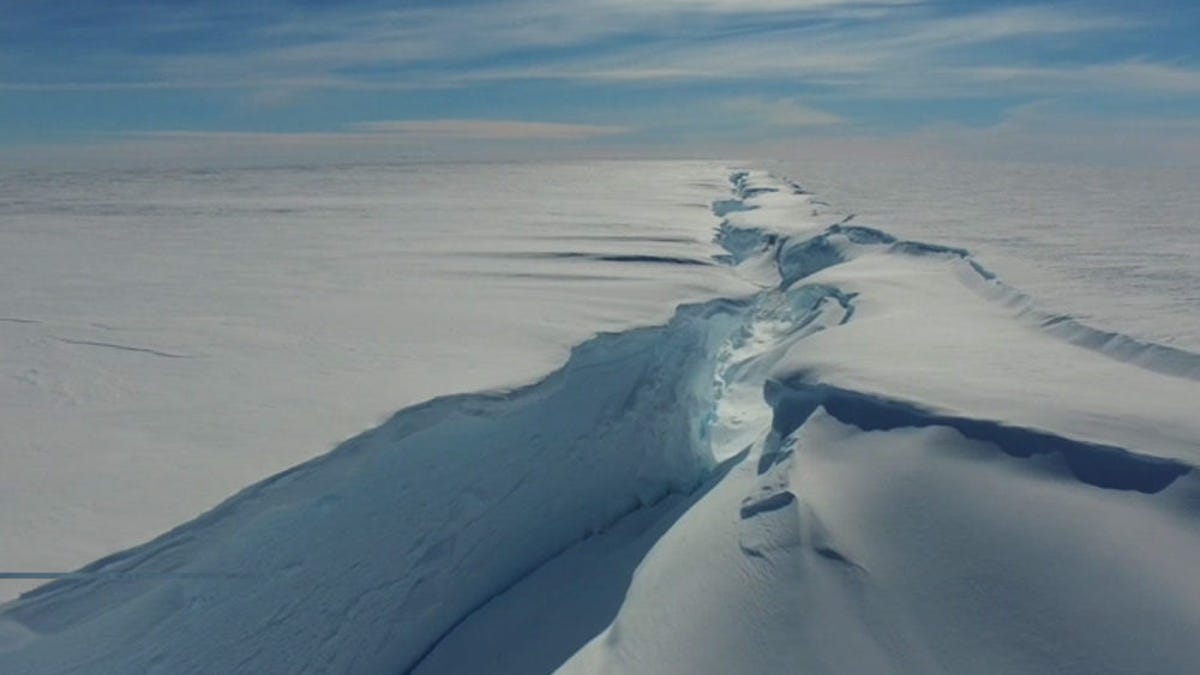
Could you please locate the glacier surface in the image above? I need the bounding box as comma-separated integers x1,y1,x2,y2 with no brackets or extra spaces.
1,165,1198,674
0,161,754,599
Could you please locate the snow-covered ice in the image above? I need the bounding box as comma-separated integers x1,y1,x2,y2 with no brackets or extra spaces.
1,163,1198,674
0,161,752,599
772,156,1200,351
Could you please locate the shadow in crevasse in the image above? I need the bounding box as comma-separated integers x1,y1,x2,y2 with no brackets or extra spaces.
407,447,748,675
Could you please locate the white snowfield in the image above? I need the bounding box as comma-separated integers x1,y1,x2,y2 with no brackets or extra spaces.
0,161,754,599
2,166,1199,674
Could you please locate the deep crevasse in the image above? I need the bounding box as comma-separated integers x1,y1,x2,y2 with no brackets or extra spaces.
2,169,1199,675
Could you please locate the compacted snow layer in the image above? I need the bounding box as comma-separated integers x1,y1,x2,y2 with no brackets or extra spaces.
2,168,1199,674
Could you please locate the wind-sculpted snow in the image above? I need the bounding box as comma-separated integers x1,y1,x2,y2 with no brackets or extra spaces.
560,171,1200,675
3,168,1200,674
764,380,1189,493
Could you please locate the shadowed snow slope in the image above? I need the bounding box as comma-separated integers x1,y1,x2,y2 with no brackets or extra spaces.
2,169,1199,674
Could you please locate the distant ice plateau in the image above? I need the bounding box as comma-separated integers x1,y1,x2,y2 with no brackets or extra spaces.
1,164,1198,674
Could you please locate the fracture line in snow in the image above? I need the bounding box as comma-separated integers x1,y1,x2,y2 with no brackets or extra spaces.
718,169,1200,487
4,167,1198,675
53,337,193,359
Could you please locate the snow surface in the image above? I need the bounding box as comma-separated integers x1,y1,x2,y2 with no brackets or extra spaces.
0,161,753,599
2,165,1199,674
771,156,1200,351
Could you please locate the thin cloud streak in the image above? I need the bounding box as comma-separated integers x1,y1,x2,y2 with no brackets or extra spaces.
131,119,633,143
147,0,923,87
721,97,844,127
955,60,1200,97
3,0,1198,166
351,120,632,140
1,1,1167,104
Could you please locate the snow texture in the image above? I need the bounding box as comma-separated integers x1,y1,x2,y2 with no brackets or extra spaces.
0,161,753,599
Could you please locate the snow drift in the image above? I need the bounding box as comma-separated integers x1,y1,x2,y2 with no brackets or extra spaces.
2,169,1199,674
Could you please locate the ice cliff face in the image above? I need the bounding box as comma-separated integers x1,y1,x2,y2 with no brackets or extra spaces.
3,169,1199,675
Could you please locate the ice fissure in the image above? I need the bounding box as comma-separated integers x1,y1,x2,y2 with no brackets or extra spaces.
2,169,1198,675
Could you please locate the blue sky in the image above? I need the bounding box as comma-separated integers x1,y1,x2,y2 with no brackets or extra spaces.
3,0,1199,166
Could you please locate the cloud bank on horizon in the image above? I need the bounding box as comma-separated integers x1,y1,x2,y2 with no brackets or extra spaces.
2,0,1198,166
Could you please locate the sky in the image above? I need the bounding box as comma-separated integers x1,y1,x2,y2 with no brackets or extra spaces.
2,0,1199,167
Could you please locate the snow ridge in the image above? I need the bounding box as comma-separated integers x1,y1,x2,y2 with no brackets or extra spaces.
764,380,1189,493
557,171,1200,675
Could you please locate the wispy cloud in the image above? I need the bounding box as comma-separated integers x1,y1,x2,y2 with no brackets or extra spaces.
883,4,1133,50
5,0,924,91
1,1,1161,101
954,60,1200,97
3,0,1199,164
721,98,844,127
132,119,632,143
350,119,631,140
441,2,1171,111
138,0,924,89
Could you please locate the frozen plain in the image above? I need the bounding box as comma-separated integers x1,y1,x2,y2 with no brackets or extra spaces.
773,156,1200,351
1,160,1198,673
0,161,754,599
